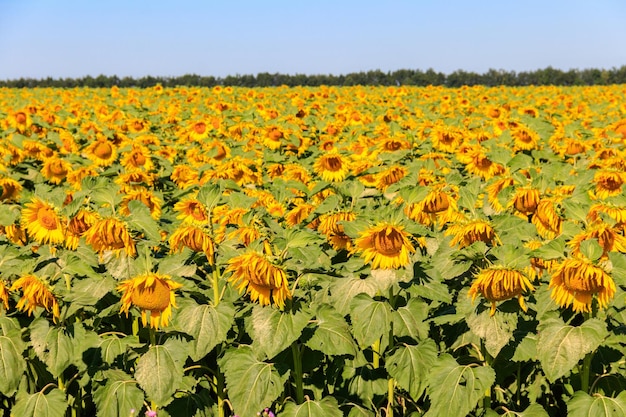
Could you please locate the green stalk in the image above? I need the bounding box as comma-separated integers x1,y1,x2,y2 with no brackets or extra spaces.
215,371,226,417
149,327,156,346
581,311,594,393
372,338,381,369
212,267,221,307
481,341,492,411
292,343,305,404
387,377,395,417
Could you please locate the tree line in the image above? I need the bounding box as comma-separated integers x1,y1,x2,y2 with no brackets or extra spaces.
1,66,625,88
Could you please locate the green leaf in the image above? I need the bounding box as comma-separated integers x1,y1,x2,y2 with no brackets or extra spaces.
63,275,116,306
0,328,27,396
385,340,438,400
157,253,197,278
93,370,145,417
12,388,69,417
350,294,392,348
284,228,324,249
134,338,188,407
567,390,626,417
529,237,567,260
537,318,608,382
512,334,538,362
424,354,496,417
304,304,357,357
392,298,430,341
347,405,376,417
579,239,604,262
329,276,380,315
250,304,312,359
125,200,161,243
197,183,223,209
218,345,289,417
466,310,518,357
281,397,343,417
99,335,140,365
29,318,75,378
176,301,234,361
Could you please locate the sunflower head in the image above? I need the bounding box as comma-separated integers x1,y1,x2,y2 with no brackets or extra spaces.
0,177,23,201
83,217,137,257
169,224,215,262
313,153,350,182
86,138,117,167
468,267,535,316
0,280,9,310
65,209,100,250
21,198,65,245
511,187,540,215
447,219,499,248
354,223,415,269
549,257,616,313
227,251,291,309
10,275,60,321
118,273,182,329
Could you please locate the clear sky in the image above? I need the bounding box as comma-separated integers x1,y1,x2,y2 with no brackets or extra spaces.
1,0,625,80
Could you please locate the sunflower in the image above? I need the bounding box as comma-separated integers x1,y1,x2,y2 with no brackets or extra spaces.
171,165,200,189
169,224,215,262
549,257,616,313
468,267,535,316
354,223,415,269
486,177,515,213
446,219,499,248
431,124,462,153
85,137,117,167
41,157,72,184
284,201,315,227
0,177,22,201
568,222,626,259
65,209,100,250
226,251,291,309
4,224,28,246
83,217,137,257
66,166,100,190
592,169,626,199
313,152,350,182
532,198,563,239
511,126,539,151
587,202,626,227
511,187,541,215
174,197,208,224
188,121,210,142
464,151,506,180
317,211,356,250
121,145,153,172
119,188,162,219
118,273,182,329
375,165,408,191
21,198,65,245
10,274,60,321
0,280,9,310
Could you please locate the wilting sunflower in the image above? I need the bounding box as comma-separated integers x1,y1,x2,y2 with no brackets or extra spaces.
10,274,60,321
549,257,616,313
317,211,356,250
375,165,408,191
65,209,99,250
171,165,200,189
468,267,535,316
511,186,541,215
511,126,539,151
21,198,65,245
284,201,315,227
592,169,626,199
0,280,9,310
121,145,154,172
567,222,626,259
3,224,27,246
354,223,415,269
83,217,137,257
446,218,499,248
169,224,215,262
119,188,162,219
532,198,563,239
313,152,350,182
227,251,291,309
118,273,182,329
464,150,506,180
41,157,72,185
0,177,22,201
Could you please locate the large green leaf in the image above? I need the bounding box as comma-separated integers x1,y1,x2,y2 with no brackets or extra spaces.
250,304,312,359
125,200,161,243
512,334,538,362
12,388,68,417
0,328,26,396
99,334,140,365
424,354,496,417
304,304,357,357
466,310,518,357
134,338,188,406
281,397,343,417
350,294,392,348
176,301,235,361
567,390,626,417
218,345,289,417
93,370,145,417
536,318,608,382
29,318,76,378
385,340,438,400
392,298,430,341
329,276,381,315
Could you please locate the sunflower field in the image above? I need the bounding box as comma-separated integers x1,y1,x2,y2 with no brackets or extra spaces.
1,84,626,417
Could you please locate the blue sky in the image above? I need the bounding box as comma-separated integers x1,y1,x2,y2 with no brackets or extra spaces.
1,0,625,80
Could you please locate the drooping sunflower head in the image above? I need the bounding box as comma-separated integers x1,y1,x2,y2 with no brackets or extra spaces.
313,152,350,182
446,219,499,248
64,209,100,250
119,188,162,219
21,198,65,245
83,217,137,257
226,251,291,309
354,223,415,269
464,151,506,180
0,280,9,310
592,169,626,199
511,126,539,151
121,145,153,172
41,157,72,185
3,224,28,246
0,177,22,201
10,274,60,321
511,187,541,215
468,267,535,316
171,165,200,189
549,257,616,313
169,224,215,262
284,201,315,228
532,198,563,239
567,222,626,260
118,273,182,329
375,165,408,191
317,211,356,250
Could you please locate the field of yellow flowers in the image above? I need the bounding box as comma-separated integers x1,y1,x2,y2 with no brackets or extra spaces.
1,84,626,417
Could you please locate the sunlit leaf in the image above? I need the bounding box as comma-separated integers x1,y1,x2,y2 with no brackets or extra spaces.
281,397,343,417
304,304,357,357
567,390,626,417
350,294,392,348
176,300,234,361
385,340,438,400
250,304,312,359
12,388,68,417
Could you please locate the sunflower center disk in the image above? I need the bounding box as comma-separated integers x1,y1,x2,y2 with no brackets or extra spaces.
373,229,404,256
131,280,171,311
94,142,113,159
37,208,58,230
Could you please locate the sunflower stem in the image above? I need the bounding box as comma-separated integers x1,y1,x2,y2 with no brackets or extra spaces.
581,311,594,393
291,342,305,404
387,377,395,417
212,268,221,307
480,340,492,411
214,370,226,417
149,327,156,346
372,338,381,369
